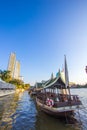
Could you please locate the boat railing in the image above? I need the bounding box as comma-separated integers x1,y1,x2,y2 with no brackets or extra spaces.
37,92,80,101
37,92,82,107
58,94,80,102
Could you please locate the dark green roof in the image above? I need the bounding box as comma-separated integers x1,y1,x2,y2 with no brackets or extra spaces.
34,71,66,89
43,71,66,89
36,82,43,88
45,77,57,86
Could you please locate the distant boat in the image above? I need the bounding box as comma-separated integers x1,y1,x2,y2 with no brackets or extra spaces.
36,56,82,118
29,82,45,96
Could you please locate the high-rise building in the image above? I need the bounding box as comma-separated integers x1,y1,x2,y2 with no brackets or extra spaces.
13,60,20,79
7,53,21,80
7,53,16,78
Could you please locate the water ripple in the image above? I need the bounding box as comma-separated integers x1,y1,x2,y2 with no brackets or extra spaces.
0,89,87,130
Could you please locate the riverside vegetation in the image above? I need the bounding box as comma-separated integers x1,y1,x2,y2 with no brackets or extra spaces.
0,69,30,90
73,84,87,88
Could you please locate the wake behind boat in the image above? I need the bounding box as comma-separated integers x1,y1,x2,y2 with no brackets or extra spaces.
36,56,82,118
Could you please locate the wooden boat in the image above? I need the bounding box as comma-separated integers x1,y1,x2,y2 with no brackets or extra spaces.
29,86,42,96
36,56,82,117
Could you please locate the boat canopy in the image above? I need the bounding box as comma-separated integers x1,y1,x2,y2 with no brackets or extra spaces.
35,55,69,90
34,69,68,90
42,70,67,89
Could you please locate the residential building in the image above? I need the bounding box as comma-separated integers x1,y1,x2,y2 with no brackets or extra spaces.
7,52,16,78
13,60,20,79
7,52,21,80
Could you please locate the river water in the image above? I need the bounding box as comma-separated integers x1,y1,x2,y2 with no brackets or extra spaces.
0,89,87,130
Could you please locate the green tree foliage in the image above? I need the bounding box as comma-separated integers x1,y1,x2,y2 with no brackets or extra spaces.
0,70,11,82
0,69,30,89
24,84,30,90
9,79,24,88
73,84,87,88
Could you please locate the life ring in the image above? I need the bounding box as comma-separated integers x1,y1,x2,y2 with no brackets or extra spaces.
46,98,54,107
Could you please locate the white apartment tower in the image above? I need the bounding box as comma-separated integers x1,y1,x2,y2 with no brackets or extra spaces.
13,60,20,79
7,53,20,80
7,52,16,78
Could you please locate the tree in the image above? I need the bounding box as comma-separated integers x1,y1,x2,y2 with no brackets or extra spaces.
0,70,11,82
9,79,24,88
24,84,30,90
0,70,2,78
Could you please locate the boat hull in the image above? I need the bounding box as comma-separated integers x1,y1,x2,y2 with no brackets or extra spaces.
36,98,81,117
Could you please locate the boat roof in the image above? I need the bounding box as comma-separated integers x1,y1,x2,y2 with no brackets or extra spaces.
35,55,69,90
42,70,66,89
34,70,66,90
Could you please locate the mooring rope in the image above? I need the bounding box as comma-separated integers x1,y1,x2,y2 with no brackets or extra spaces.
65,111,69,124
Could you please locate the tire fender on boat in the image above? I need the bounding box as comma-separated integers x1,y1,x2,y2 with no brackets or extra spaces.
46,98,54,107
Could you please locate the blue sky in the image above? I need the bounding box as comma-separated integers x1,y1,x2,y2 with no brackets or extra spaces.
0,0,87,85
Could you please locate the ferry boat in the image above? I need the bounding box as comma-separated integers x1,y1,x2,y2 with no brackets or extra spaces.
36,56,82,117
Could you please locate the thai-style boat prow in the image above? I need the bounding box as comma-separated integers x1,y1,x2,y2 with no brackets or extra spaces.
36,56,82,117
